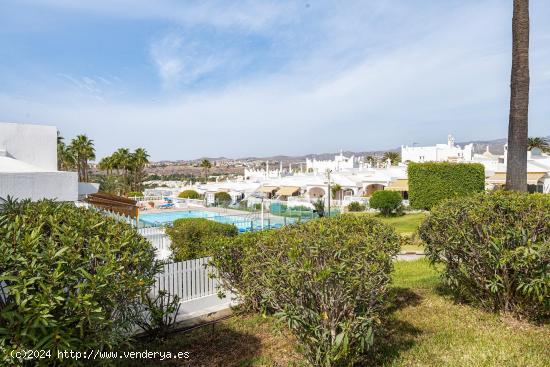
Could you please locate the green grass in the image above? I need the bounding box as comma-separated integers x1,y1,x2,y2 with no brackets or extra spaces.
373,212,427,235
126,260,550,366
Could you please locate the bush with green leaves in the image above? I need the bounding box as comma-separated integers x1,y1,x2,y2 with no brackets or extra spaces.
126,191,143,198
419,191,550,321
408,162,485,210
211,215,400,366
369,190,402,216
214,192,232,206
0,198,158,363
178,190,201,199
347,201,366,212
166,218,238,261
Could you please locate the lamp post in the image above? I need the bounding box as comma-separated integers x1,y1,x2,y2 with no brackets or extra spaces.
326,169,332,217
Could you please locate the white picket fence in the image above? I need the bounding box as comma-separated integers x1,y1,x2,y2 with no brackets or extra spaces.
138,226,171,259
152,257,219,302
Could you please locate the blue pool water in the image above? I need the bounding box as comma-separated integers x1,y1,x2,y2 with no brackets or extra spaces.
139,210,284,232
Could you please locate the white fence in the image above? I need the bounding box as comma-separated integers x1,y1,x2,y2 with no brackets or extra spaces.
138,227,171,259
152,257,218,302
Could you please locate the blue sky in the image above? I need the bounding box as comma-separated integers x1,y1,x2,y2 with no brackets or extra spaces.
1,0,549,160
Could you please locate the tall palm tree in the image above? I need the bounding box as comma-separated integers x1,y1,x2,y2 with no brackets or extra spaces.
56,133,76,171
382,152,401,166
331,184,342,201
200,159,212,183
130,148,150,191
506,0,530,192
527,137,549,152
69,135,95,182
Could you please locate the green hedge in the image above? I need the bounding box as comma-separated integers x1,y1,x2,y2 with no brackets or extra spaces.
0,199,158,362
211,215,400,366
166,218,238,261
408,162,485,210
214,192,232,206
178,190,201,199
420,191,550,321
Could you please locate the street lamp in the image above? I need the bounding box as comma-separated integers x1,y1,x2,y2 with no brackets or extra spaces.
326,169,332,217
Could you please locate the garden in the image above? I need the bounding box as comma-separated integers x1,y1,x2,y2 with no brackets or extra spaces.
1,162,549,366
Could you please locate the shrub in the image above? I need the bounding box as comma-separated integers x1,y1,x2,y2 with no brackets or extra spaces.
419,191,550,321
312,199,325,217
347,201,366,212
214,192,232,206
212,215,400,366
0,198,158,362
369,190,402,216
126,191,143,198
178,190,201,199
408,162,485,210
166,218,238,261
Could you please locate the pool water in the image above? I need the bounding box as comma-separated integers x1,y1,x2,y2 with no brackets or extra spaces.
139,210,284,232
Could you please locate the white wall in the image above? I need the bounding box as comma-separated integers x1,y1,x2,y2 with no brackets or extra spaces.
0,122,57,170
0,172,78,202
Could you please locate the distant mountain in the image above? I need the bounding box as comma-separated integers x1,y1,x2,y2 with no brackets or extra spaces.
153,135,549,164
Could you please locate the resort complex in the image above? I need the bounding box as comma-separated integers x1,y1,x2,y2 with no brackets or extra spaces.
1,1,549,366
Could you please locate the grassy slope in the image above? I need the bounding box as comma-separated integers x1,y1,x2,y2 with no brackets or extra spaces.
126,260,550,366
374,213,427,235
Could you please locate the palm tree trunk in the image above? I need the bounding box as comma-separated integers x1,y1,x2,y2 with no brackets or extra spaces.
506,0,529,192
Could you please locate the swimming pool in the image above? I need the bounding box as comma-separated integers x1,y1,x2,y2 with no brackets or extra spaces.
139,210,286,232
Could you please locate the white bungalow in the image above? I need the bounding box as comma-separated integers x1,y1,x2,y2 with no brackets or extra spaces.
0,122,78,202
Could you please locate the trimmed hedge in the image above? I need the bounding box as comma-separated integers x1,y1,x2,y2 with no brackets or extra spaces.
166,218,238,261
369,190,402,216
0,199,158,362
178,190,201,199
211,215,400,366
420,191,550,321
408,162,485,210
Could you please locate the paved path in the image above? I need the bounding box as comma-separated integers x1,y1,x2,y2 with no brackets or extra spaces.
396,253,425,261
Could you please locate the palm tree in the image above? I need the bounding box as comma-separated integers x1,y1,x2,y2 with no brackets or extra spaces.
383,151,401,166
130,148,150,191
69,135,95,182
527,137,549,152
57,133,76,171
365,155,377,167
506,0,530,192
331,184,342,201
200,159,212,183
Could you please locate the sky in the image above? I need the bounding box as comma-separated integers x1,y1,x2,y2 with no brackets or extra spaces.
0,0,549,161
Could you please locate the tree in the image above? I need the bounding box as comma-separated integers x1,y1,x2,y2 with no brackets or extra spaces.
69,135,95,182
312,199,325,217
365,155,378,167
383,151,401,166
331,184,342,200
200,159,212,183
369,190,403,216
56,133,75,171
130,148,150,192
527,137,549,152
506,0,530,192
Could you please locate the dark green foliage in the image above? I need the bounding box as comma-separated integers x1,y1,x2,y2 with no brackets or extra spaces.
133,291,181,339
347,201,366,212
0,198,158,362
214,192,232,206
408,162,485,210
166,218,238,261
420,191,550,321
369,190,403,216
178,190,201,199
313,199,325,217
211,215,400,366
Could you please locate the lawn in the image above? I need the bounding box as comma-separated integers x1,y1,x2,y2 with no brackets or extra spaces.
125,259,550,366
373,212,427,235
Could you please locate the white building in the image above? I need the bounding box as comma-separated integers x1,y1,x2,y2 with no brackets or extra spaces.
401,135,473,163
306,151,358,173
0,122,78,201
